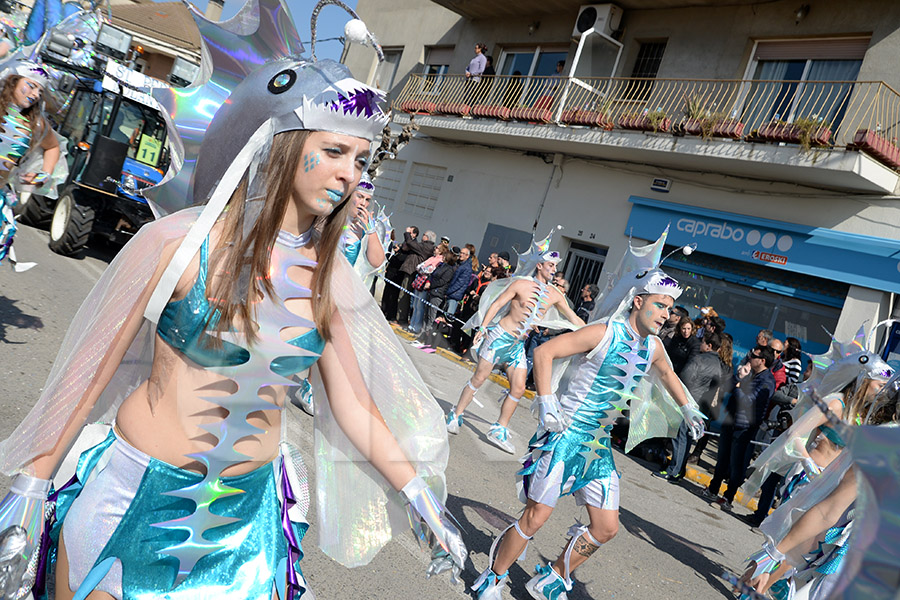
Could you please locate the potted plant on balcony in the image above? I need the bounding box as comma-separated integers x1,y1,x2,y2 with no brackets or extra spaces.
618,108,670,133
848,129,900,170
561,100,613,128
680,95,745,140
794,116,832,151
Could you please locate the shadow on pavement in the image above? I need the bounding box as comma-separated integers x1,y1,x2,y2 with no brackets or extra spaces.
0,294,44,343
619,505,733,596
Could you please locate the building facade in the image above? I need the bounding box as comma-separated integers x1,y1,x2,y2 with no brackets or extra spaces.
345,0,900,361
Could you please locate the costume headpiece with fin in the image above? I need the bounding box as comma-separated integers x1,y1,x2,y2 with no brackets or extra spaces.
143,0,390,320
513,226,562,277
802,324,894,400
589,226,684,322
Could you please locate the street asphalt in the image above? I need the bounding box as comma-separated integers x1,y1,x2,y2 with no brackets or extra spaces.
0,223,763,599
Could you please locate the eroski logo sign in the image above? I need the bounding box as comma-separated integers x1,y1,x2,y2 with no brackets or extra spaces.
677,218,745,242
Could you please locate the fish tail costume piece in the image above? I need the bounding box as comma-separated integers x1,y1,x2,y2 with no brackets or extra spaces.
0,1,453,598
476,230,703,596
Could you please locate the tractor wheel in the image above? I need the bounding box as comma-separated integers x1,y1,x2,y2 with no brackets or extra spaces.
49,189,94,255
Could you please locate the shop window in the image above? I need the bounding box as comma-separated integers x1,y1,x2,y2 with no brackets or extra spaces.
401,163,445,219
373,159,406,211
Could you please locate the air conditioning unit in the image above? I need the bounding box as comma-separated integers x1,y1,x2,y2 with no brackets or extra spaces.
573,4,623,38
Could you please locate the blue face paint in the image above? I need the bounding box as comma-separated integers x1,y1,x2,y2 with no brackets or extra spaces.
302,152,321,173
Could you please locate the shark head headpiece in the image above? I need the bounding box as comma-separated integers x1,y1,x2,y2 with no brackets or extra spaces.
146,0,388,216
803,324,894,400
356,171,375,195
12,60,50,90
514,226,562,277
590,227,684,322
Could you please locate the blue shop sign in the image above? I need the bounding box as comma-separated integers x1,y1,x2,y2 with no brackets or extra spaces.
626,197,900,294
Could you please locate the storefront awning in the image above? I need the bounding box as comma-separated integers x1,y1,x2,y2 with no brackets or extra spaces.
626,197,900,294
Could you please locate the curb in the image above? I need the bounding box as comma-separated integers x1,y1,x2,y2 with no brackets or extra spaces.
682,465,759,512
392,324,536,400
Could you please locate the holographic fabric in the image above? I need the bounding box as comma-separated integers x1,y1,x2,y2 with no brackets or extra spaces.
340,233,362,266
478,325,528,371
520,321,651,504
47,430,310,599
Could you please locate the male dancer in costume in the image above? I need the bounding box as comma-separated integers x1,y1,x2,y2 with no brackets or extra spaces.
446,238,584,453
472,255,706,599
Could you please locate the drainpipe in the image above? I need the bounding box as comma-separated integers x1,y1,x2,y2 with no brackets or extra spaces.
533,153,563,232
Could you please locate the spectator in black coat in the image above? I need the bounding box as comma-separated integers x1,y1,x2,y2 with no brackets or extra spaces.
396,228,434,325
575,283,599,322
657,332,723,482
380,235,408,322
704,345,776,510
664,315,700,374
423,247,457,333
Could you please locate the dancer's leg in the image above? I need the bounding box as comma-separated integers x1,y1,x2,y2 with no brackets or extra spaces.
55,530,117,600
496,366,526,428
493,500,554,574
452,358,494,416
550,504,618,578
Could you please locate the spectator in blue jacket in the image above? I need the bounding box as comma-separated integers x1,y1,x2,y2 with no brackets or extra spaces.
704,344,776,511
444,244,478,317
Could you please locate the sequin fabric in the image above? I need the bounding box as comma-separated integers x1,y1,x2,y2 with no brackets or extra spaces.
520,320,651,499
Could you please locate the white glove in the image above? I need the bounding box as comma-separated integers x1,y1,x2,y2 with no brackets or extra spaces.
680,405,706,441
401,476,467,584
746,541,786,579
531,394,570,433
0,474,50,599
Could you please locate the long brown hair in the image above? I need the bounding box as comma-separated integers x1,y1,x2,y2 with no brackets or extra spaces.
0,75,48,149
207,129,352,343
465,243,479,271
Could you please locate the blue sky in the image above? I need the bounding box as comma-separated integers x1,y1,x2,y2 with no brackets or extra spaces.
182,0,358,62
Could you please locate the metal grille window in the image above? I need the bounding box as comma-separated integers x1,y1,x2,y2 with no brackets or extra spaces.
630,41,667,78
373,159,406,211
401,163,445,219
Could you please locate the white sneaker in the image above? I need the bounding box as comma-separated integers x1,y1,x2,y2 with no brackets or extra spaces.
525,564,571,600
471,567,508,600
446,411,462,434
487,423,515,454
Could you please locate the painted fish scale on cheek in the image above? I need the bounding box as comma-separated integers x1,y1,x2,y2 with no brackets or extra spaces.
302,152,320,173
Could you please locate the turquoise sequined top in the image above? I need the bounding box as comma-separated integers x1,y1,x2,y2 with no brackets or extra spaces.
521,320,653,495
157,237,325,374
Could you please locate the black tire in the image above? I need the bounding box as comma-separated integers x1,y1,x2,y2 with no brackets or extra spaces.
48,190,94,256
15,192,54,227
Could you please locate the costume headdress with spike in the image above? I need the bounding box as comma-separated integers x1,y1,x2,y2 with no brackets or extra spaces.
513,226,561,277
144,0,389,319
590,226,685,322
802,324,894,401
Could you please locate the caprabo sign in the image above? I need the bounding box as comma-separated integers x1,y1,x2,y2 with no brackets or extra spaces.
676,218,745,242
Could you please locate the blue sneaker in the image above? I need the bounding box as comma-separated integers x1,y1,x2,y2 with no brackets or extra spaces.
471,567,508,600
487,423,515,454
525,564,571,600
446,411,463,434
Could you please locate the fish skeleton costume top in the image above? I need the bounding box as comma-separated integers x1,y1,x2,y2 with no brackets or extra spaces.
0,0,451,596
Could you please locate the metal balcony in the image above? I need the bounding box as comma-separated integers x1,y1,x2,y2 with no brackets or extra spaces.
392,73,900,193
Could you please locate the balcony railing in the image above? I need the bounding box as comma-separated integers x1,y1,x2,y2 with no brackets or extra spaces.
393,74,900,170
